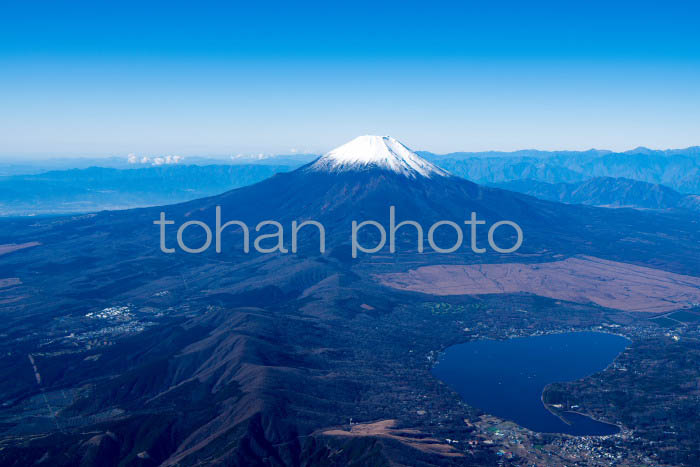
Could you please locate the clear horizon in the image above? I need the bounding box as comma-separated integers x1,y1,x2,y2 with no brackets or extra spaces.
3,140,700,163
2,1,699,158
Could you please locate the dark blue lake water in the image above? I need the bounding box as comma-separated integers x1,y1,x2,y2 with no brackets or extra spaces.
432,331,629,436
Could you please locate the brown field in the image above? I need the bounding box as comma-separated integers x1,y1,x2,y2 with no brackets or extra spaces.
322,419,463,457
0,242,40,256
379,256,700,313
0,278,21,288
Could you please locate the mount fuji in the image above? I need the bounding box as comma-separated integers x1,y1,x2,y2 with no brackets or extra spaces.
1,136,700,466
308,135,450,178
3,135,699,269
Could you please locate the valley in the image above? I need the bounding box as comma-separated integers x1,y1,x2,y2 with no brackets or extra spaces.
1,269,697,465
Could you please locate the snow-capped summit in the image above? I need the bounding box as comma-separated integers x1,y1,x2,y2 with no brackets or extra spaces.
309,135,450,178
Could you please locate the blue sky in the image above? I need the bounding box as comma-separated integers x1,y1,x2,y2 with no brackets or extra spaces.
1,0,699,157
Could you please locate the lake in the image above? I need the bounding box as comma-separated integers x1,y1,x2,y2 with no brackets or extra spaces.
431,331,629,436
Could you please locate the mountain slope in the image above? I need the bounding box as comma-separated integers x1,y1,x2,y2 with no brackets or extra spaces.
1,136,700,465
492,177,699,210
309,135,449,178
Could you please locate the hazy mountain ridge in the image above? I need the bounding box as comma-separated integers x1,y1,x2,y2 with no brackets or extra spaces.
492,177,700,211
0,164,295,216
422,147,700,194
0,154,316,176
2,145,698,217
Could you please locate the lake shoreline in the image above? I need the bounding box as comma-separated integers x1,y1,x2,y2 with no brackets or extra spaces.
432,331,630,436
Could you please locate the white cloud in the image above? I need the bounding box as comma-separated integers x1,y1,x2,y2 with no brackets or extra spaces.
127,153,138,164
151,155,183,166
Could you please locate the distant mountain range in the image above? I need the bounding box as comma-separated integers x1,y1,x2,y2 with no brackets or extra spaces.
420,146,700,194
2,146,699,217
0,164,295,216
0,154,315,176
228,153,317,165
492,177,700,211
420,146,700,160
